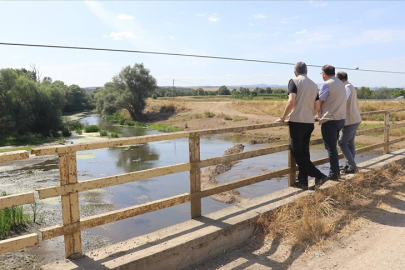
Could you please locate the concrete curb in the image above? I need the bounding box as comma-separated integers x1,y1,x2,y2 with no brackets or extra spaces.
41,148,405,270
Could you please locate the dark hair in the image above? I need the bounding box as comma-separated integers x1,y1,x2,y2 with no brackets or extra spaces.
294,62,307,75
321,65,335,76
336,71,348,81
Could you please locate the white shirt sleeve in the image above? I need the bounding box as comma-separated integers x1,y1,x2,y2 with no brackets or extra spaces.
346,86,351,100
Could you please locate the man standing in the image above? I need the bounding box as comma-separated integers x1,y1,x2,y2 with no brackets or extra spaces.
276,62,328,190
318,65,347,180
337,71,362,173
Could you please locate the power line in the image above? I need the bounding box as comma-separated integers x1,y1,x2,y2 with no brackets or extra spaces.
1,42,405,74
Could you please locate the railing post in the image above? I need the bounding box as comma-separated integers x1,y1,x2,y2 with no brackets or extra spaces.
189,133,201,218
288,138,297,186
59,152,82,259
384,112,390,154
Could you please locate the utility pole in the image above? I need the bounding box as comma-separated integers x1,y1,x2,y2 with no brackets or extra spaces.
173,79,175,101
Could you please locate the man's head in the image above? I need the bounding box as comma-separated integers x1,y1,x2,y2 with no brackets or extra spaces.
321,64,335,81
336,71,348,82
294,62,307,76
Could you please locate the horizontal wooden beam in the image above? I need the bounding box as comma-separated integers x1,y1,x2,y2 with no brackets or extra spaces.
356,126,385,136
40,193,190,240
37,163,189,199
199,144,290,168
388,108,405,113
0,150,29,163
31,132,190,156
192,122,287,136
0,192,35,210
309,138,324,146
201,167,291,198
355,142,386,154
390,123,405,129
360,110,386,116
389,135,405,145
0,234,38,254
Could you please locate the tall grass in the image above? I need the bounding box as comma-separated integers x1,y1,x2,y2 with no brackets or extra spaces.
0,191,30,239
258,162,404,251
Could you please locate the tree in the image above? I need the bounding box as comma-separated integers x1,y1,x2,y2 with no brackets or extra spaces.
217,85,230,95
357,86,371,99
102,63,157,120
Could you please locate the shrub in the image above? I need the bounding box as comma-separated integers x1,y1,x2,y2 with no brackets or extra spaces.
75,129,83,135
99,130,108,136
204,111,215,118
62,128,72,137
224,115,233,121
160,104,176,113
109,132,119,138
84,125,101,133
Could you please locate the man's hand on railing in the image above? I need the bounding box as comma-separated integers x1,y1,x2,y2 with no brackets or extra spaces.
275,117,285,122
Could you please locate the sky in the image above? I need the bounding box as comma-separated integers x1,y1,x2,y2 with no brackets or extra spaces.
0,1,405,88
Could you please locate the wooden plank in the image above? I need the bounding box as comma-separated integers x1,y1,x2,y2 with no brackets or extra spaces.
288,137,296,186
390,122,405,129
59,153,82,259
189,135,201,219
0,150,29,163
199,144,290,168
309,138,324,146
40,193,190,240
0,234,39,254
355,142,386,154
360,110,386,116
384,112,390,154
193,122,287,136
37,163,189,199
31,132,189,156
0,192,35,210
356,126,385,136
201,167,291,198
388,108,405,113
389,135,405,145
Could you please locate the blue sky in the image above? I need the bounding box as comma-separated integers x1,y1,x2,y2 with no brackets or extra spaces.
0,1,404,88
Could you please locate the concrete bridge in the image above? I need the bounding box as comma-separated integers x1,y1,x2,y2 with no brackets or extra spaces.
1,108,405,269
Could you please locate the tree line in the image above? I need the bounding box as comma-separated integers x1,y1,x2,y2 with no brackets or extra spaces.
0,67,94,137
1,63,403,139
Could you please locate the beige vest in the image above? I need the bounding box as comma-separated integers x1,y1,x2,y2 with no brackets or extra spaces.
288,75,319,123
344,82,362,126
319,76,346,124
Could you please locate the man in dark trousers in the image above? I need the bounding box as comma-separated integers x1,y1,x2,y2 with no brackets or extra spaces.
318,65,347,180
276,62,328,190
337,71,362,174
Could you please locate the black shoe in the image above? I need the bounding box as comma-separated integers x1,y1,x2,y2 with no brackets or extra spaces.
292,181,309,190
343,166,357,174
327,174,340,181
340,165,349,173
315,175,329,189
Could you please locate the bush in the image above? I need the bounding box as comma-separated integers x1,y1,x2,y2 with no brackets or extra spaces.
75,129,83,135
151,94,157,99
99,130,108,136
204,111,215,118
84,125,101,133
109,132,119,138
62,128,72,137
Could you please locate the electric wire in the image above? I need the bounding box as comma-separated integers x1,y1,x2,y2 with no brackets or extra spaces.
1,42,405,74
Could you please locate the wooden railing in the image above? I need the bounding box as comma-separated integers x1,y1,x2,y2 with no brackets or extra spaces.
1,108,405,258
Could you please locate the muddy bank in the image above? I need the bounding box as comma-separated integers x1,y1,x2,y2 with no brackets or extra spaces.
201,144,247,204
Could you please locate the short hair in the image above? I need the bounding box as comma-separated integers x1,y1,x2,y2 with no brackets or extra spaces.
336,71,348,81
321,65,335,76
294,62,307,75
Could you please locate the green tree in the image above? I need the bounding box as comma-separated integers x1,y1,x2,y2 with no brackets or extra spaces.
103,63,157,120
217,85,230,95
357,86,371,99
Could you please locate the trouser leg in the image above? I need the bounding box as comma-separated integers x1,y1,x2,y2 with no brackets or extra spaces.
289,122,324,180
338,123,360,168
322,120,345,177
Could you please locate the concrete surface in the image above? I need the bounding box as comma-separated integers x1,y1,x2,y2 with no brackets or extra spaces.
40,148,405,270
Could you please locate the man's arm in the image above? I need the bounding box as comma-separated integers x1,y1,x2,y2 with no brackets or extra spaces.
276,93,296,122
314,100,321,115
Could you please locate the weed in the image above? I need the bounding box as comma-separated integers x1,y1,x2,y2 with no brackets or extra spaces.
109,132,119,138
99,130,108,136
204,111,215,118
84,125,101,133
0,191,30,239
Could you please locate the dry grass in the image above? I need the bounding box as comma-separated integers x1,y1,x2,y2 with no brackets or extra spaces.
258,162,405,251
233,100,405,119
145,100,187,113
